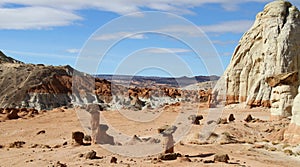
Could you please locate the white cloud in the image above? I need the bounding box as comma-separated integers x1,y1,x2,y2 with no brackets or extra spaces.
66,48,80,54
0,6,82,30
91,19,254,42
0,0,298,30
93,32,147,41
200,20,254,33
212,40,237,45
4,49,76,59
157,20,254,36
145,48,192,54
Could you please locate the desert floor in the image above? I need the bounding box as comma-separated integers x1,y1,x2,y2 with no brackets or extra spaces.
1,102,300,167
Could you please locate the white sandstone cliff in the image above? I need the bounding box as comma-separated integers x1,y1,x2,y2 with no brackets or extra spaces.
213,0,300,107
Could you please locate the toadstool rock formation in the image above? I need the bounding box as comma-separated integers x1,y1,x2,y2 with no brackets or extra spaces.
158,125,177,154
213,0,300,107
267,72,298,120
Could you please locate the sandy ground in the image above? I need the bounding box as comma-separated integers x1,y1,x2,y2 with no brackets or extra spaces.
0,102,300,167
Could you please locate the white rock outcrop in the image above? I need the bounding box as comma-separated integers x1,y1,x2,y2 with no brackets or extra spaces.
267,72,298,119
213,0,300,107
284,86,300,144
270,85,296,119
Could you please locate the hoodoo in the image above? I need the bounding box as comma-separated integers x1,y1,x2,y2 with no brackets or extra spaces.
213,0,300,107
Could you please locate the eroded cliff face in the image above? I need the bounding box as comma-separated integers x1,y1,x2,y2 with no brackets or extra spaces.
0,52,208,110
213,0,300,107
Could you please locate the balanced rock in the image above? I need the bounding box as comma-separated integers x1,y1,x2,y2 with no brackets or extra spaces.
158,125,177,154
267,72,298,120
212,0,300,107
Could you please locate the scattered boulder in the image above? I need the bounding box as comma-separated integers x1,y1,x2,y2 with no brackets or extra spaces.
54,161,67,167
203,160,214,163
72,131,84,145
188,115,203,125
5,108,20,120
214,154,229,163
244,114,253,123
85,150,98,159
284,149,294,156
36,130,46,135
8,141,25,148
217,118,228,124
158,153,179,160
110,157,117,163
228,114,235,122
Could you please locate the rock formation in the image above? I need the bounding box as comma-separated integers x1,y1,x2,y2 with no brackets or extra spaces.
158,125,177,154
213,0,300,107
0,51,22,64
267,72,298,120
0,50,212,111
284,86,300,144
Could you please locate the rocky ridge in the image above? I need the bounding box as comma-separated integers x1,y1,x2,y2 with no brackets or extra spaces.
0,52,210,111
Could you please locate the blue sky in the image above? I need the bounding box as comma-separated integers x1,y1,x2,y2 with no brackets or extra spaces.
0,0,299,77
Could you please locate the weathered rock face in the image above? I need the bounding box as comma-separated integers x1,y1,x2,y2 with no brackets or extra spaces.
213,0,300,107
284,86,300,144
0,51,210,110
267,72,298,119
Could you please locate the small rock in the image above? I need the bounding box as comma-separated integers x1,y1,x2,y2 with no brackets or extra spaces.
84,135,92,142
284,149,293,156
228,114,235,122
6,109,20,120
110,157,117,163
72,131,84,145
214,154,229,163
203,160,214,163
85,150,97,159
253,144,264,149
188,115,203,125
179,157,191,162
53,145,61,148
244,114,253,123
8,141,25,148
217,118,228,124
158,153,178,160
268,147,277,151
37,130,46,135
54,161,67,167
